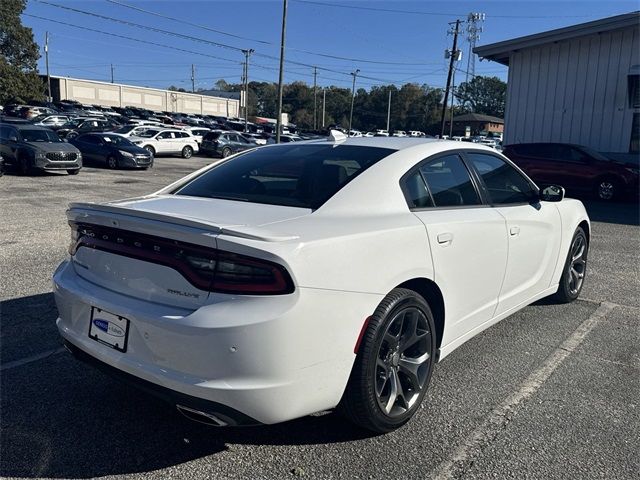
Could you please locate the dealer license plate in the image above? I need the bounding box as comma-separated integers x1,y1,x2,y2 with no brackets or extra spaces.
89,307,130,352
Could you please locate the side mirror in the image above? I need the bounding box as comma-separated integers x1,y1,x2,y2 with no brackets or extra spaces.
540,185,565,202
9,136,18,142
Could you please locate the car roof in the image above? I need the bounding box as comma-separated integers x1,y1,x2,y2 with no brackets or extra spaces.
10,124,53,131
303,136,443,150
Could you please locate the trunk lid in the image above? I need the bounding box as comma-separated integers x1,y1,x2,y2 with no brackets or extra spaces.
67,196,310,309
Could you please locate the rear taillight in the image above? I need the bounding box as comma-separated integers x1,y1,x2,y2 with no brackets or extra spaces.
69,222,294,295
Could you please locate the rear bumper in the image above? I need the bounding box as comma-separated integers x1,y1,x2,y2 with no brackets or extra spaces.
63,338,259,426
53,259,381,424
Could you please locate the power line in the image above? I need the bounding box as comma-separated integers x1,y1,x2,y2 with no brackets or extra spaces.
105,0,443,66
23,14,241,64
293,0,595,19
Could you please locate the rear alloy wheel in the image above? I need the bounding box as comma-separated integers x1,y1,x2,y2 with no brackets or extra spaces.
554,227,588,303
594,178,619,201
107,155,118,169
221,147,232,158
181,146,193,159
340,288,436,433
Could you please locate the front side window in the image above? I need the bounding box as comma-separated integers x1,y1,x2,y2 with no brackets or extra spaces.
466,153,537,204
19,129,62,143
174,144,395,209
417,154,481,207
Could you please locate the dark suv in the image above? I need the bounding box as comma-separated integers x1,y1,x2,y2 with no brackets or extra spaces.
200,131,255,158
503,143,639,201
0,123,82,175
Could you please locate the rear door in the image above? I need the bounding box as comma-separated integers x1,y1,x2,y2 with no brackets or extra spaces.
464,151,562,315
403,152,508,344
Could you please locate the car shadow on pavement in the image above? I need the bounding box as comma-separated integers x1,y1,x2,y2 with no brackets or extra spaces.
1,293,373,479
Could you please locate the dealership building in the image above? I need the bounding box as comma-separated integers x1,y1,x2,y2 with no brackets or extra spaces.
475,12,639,156
43,75,240,117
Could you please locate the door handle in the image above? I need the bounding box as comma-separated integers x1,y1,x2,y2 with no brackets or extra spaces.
510,226,521,236
437,232,454,245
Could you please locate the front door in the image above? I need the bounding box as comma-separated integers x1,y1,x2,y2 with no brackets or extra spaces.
464,151,562,315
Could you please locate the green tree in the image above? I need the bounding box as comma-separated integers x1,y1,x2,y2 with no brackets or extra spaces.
454,76,506,118
168,85,187,92
0,0,44,104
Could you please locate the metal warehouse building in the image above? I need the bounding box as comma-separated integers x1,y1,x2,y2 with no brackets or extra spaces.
44,75,240,117
475,12,639,155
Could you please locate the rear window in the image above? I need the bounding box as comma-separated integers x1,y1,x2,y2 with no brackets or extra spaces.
174,144,395,209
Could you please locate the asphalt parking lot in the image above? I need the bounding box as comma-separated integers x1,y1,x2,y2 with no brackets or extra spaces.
1,157,638,479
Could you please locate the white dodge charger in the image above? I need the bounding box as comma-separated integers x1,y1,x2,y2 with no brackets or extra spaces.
53,135,590,432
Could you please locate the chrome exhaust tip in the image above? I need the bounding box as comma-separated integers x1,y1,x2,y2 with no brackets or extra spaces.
176,405,228,426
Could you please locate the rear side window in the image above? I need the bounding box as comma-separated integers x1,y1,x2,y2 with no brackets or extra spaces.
416,154,481,207
466,153,537,204
174,144,395,209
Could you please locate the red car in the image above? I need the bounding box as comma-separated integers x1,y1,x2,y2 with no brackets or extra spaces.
503,143,639,201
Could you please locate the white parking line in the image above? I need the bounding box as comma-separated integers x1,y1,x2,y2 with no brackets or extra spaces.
430,301,618,480
0,347,66,371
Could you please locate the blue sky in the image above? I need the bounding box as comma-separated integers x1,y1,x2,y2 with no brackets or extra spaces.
23,0,639,91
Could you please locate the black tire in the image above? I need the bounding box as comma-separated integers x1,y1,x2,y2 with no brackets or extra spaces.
66,131,78,140
554,227,588,303
181,146,193,159
67,169,80,175
144,145,155,157
593,177,620,202
221,147,232,158
106,155,118,169
340,288,436,433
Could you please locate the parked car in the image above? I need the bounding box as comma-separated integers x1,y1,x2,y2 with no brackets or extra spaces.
374,129,389,136
130,128,199,158
69,133,153,169
111,124,156,138
278,134,302,143
31,114,71,128
200,130,255,157
57,118,113,139
19,106,57,120
408,131,425,137
392,130,407,137
181,127,211,145
503,142,639,201
54,137,589,432
0,123,82,175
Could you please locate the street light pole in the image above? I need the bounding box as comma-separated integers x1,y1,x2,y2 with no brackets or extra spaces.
386,89,391,132
191,63,195,93
275,0,288,143
348,68,360,136
111,64,114,83
322,87,326,128
313,66,317,131
45,32,51,102
242,49,254,132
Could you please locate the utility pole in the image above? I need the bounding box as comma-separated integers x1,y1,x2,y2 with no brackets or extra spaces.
465,13,485,83
322,87,326,128
275,0,288,143
44,32,51,102
449,77,456,138
313,66,318,131
386,89,392,132
242,49,254,132
191,64,195,93
348,69,360,136
440,19,462,138
110,64,114,83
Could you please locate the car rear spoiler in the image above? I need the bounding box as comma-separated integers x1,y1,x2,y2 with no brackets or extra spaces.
67,202,300,242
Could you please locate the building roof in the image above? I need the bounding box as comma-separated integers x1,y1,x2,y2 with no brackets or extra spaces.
197,90,241,100
452,113,504,124
474,11,640,65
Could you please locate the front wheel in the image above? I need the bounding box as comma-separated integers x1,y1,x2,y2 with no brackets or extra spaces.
340,288,436,433
221,147,232,158
144,145,155,157
554,227,588,303
107,155,118,169
181,146,193,159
